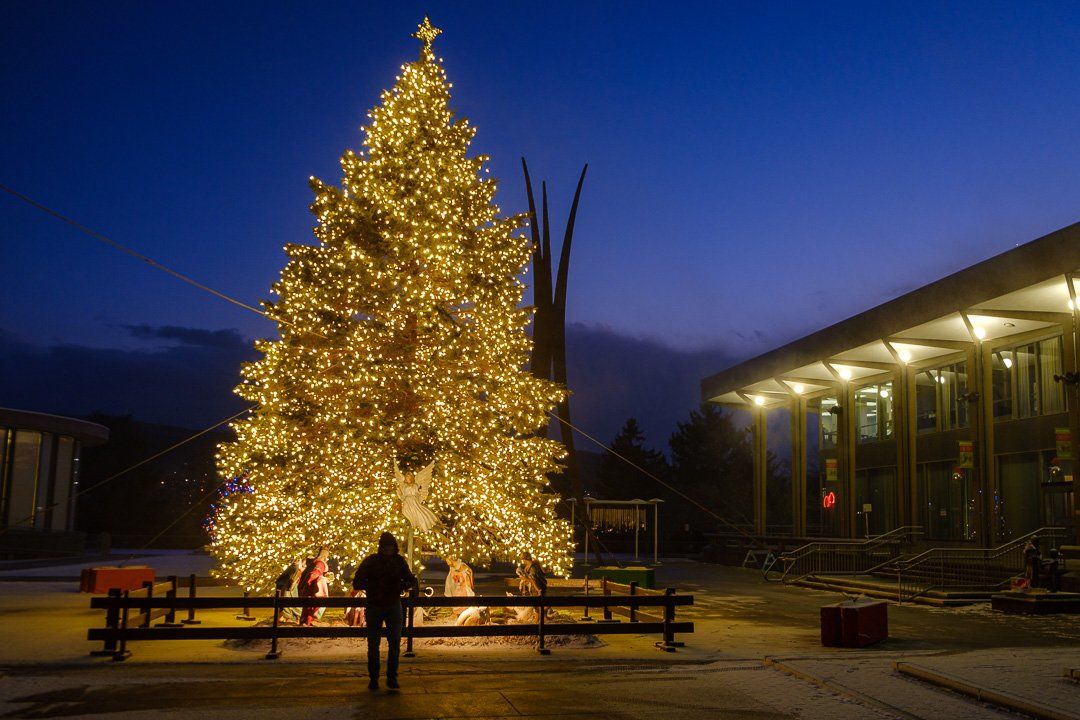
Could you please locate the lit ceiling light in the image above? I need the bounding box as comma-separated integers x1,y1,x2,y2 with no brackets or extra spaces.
1003,356,1013,369
896,348,912,363
972,326,986,340
753,395,766,406
879,388,890,398
937,375,947,384
836,366,853,381
791,383,805,394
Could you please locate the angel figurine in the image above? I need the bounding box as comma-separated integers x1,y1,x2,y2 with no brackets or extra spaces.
395,460,440,532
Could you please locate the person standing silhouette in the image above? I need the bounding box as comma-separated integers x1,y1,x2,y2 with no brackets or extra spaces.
352,532,417,690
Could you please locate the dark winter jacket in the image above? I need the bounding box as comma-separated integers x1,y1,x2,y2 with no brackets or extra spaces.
352,551,416,606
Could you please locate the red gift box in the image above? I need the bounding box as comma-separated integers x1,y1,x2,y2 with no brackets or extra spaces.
821,599,888,647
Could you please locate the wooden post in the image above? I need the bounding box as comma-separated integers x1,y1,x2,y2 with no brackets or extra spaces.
140,580,153,628
403,585,417,658
156,576,182,627
265,590,282,660
90,588,120,656
112,590,132,661
657,587,681,652
601,577,614,622
628,581,638,622
537,587,550,655
182,573,201,625
236,590,256,621
579,573,593,622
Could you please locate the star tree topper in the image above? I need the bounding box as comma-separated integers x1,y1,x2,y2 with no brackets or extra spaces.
413,16,442,49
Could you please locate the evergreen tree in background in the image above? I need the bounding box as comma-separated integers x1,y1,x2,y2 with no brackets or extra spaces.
596,418,669,500
210,19,573,590
668,404,755,529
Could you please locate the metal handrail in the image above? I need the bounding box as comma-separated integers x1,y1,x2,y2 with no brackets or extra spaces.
773,526,924,583
895,526,1067,601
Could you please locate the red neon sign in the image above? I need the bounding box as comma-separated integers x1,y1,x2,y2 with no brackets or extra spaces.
822,491,837,509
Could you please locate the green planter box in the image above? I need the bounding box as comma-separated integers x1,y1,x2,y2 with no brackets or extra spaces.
591,566,655,589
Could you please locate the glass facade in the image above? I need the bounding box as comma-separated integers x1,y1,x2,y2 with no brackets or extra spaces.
807,399,841,537
854,381,893,443
766,407,793,534
50,437,75,531
916,361,969,434
819,396,839,449
855,466,897,536
994,336,1066,421
997,451,1050,538
6,431,42,528
1,424,84,533
918,462,975,541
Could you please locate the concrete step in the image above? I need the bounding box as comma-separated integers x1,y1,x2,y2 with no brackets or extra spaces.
794,575,986,606
1059,545,1080,560
991,591,1080,614
828,574,993,599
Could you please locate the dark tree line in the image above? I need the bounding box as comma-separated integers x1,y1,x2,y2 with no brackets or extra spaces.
75,414,226,547
594,404,786,537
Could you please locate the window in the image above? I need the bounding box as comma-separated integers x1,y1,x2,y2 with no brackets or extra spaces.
819,396,839,449
995,336,1066,421
997,451,1048,538
915,372,937,433
938,362,969,430
855,467,897,536
50,437,75,531
915,361,969,433
991,351,1013,419
6,431,41,527
854,382,894,443
918,462,975,541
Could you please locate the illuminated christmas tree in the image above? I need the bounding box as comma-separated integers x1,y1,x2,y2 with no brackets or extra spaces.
210,18,574,590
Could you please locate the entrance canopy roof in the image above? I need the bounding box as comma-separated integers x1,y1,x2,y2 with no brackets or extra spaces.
702,222,1080,407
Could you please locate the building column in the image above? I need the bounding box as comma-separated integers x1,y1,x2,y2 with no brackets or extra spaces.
752,406,767,536
790,398,807,537
840,382,857,537
975,339,997,546
894,367,915,529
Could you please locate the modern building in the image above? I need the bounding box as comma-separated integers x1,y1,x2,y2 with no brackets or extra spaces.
702,223,1080,546
0,408,109,547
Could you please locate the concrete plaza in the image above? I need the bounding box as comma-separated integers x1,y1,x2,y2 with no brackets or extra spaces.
0,555,1077,719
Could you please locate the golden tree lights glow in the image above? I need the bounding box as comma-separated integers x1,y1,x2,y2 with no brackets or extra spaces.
209,18,574,591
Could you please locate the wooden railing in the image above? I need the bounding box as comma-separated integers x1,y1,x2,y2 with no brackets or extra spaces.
88,586,694,661
504,576,674,624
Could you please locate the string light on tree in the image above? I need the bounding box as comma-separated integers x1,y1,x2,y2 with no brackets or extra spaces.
208,18,574,591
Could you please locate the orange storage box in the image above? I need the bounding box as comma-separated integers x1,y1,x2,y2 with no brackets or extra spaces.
80,566,155,593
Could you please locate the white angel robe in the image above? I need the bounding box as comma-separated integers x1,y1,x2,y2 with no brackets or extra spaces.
395,461,440,533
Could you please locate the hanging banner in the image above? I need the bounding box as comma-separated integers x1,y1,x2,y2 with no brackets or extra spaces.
825,458,838,482
1055,427,1073,460
957,440,974,468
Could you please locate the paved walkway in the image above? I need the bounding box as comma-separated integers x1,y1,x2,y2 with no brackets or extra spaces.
1,555,1078,719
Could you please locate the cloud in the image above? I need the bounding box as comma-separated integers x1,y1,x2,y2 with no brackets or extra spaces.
123,324,248,351
0,326,255,428
0,323,739,453
562,323,737,450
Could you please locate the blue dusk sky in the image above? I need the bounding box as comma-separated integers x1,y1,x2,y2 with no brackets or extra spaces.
2,1,1079,441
